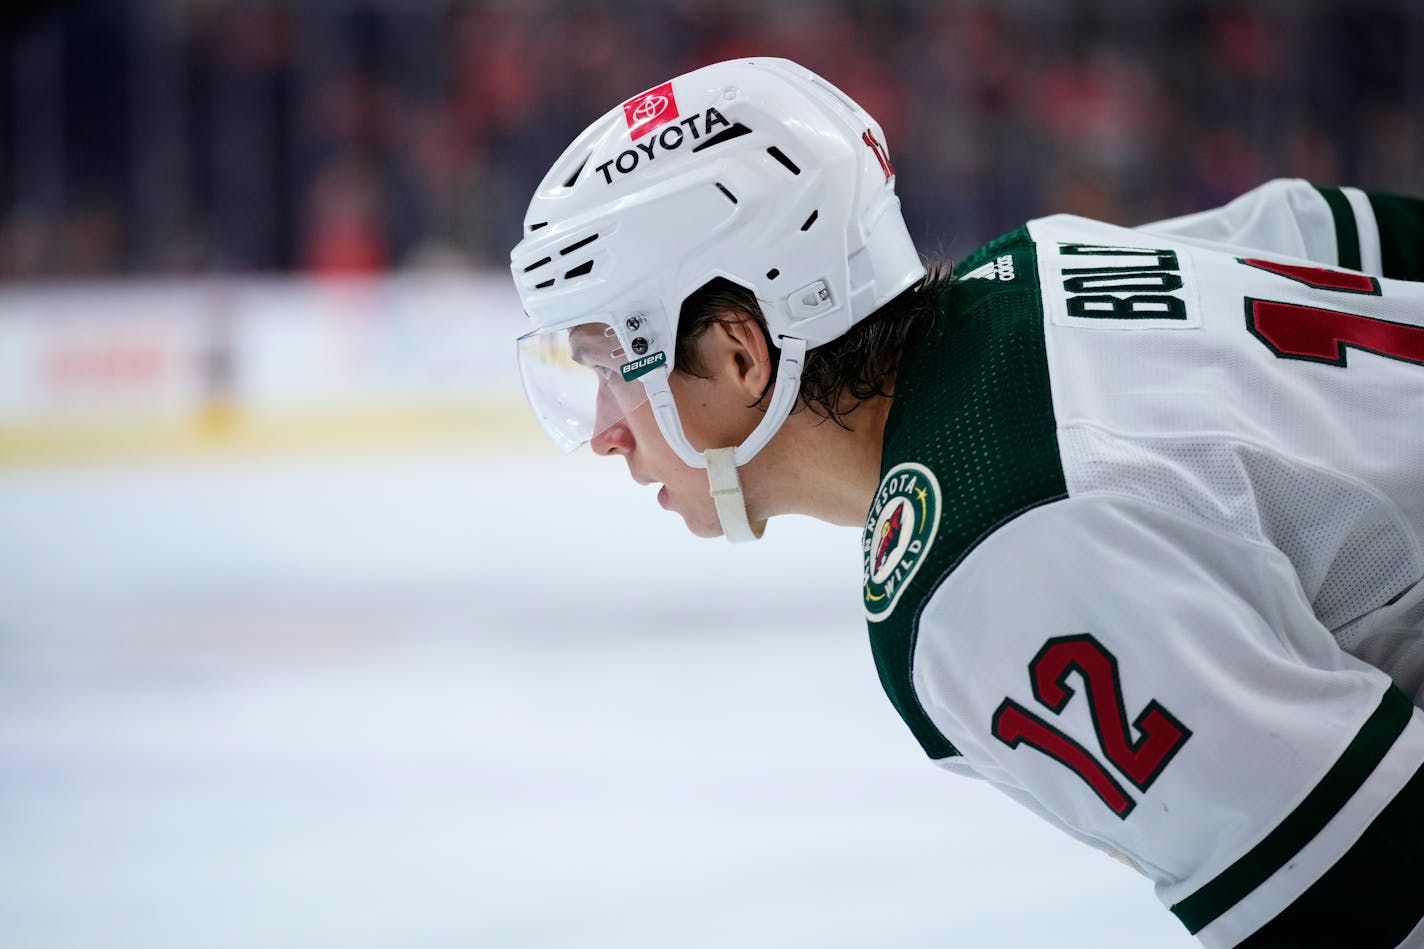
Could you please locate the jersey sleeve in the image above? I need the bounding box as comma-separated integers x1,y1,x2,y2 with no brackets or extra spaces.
908,493,1424,947
1139,178,1424,281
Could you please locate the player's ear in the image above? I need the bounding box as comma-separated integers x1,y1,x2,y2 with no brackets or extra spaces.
705,314,774,401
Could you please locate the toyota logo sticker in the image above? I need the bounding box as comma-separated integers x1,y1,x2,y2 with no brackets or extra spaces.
622,82,680,140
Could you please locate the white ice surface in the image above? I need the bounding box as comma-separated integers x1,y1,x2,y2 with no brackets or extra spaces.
0,448,1197,949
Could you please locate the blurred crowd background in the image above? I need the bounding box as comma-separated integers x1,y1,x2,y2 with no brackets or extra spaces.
2,0,1422,282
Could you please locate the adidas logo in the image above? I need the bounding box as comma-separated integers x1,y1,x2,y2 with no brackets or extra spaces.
962,254,1016,282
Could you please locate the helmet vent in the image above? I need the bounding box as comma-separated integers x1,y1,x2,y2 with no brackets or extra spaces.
535,278,555,289
715,183,738,205
559,234,598,256
563,154,591,188
528,222,548,232
692,122,753,153
522,256,552,273
766,146,800,176
800,210,819,231
564,260,594,279
766,268,780,280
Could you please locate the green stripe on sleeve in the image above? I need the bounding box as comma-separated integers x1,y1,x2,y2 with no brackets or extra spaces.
1367,191,1424,281
1170,686,1414,934
1315,185,1361,270
1236,761,1424,949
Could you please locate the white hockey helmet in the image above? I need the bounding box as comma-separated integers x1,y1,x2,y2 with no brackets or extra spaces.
512,57,924,540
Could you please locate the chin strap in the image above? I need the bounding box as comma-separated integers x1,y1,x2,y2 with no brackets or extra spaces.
644,337,806,544
706,336,806,543
706,447,766,543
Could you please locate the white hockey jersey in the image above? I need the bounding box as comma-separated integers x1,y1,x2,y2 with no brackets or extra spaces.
862,180,1424,948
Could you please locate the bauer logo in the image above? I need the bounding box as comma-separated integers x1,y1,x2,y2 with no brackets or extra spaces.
863,462,941,622
620,350,666,382
623,82,679,140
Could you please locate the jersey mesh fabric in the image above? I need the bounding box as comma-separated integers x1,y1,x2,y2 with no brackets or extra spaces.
1059,425,1423,643
869,227,1067,759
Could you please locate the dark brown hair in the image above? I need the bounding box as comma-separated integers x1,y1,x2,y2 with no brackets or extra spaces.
674,263,952,428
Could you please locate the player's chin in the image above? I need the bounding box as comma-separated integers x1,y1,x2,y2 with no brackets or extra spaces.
672,501,724,539
684,517,724,539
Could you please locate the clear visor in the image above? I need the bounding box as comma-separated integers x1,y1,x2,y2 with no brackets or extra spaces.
516,320,652,453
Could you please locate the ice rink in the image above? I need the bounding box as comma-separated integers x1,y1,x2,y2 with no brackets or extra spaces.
0,446,1198,948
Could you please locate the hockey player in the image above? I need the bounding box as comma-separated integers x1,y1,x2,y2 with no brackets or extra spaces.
511,58,1424,947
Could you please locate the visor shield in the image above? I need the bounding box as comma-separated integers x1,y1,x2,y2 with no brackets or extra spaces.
516,321,651,453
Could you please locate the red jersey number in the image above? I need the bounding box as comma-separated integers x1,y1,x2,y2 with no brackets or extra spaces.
1240,258,1424,367
991,634,1192,820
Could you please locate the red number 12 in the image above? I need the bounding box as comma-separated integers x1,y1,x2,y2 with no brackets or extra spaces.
991,634,1191,819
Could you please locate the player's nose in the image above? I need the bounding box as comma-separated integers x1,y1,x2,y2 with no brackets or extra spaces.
591,419,634,457
590,380,635,456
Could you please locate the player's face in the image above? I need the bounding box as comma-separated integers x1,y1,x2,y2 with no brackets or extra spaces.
585,316,773,539
588,372,726,538
565,323,651,436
